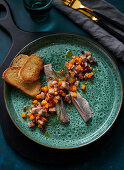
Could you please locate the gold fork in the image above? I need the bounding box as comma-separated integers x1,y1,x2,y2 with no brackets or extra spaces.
63,0,93,12
62,0,98,22
62,0,124,43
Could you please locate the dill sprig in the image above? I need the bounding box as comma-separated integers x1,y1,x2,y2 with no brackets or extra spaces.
53,65,69,81
47,114,60,126
65,50,73,61
26,103,32,112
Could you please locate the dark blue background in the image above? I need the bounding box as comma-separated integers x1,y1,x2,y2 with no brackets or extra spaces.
0,0,124,169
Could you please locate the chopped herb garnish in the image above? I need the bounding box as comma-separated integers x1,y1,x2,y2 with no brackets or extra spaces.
48,114,60,126
97,69,101,72
26,103,32,111
41,81,47,86
53,66,69,80
65,50,73,61
44,130,50,138
93,68,97,72
84,82,89,85
93,68,101,72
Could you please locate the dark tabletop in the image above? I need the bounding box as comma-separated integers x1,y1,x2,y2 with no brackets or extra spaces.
0,0,124,169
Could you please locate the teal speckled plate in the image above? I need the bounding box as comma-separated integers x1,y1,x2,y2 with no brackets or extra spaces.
4,33,123,149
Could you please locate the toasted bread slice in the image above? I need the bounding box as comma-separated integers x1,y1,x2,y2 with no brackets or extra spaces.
12,54,29,67
19,54,43,83
3,67,41,97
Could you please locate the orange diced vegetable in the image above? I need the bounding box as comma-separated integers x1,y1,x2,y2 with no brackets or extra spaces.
22,113,27,118
36,115,40,119
90,72,94,76
41,86,48,93
58,81,62,86
88,72,94,78
38,124,42,128
42,106,48,111
72,85,77,92
78,58,82,64
60,86,64,90
30,115,35,120
69,71,75,76
42,117,48,122
45,96,50,101
36,94,42,99
65,62,69,67
44,103,49,109
68,63,73,69
32,100,38,104
41,100,47,106
76,65,83,71
81,84,86,90
73,56,78,59
69,77,76,83
59,90,64,93
61,92,66,97
27,113,32,118
54,98,58,103
70,59,75,65
71,92,77,98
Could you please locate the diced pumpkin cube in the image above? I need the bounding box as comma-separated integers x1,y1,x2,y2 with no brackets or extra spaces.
30,115,35,120
61,93,66,97
54,98,58,103
36,94,42,99
81,84,86,90
32,100,38,104
38,124,42,128
41,100,47,106
72,85,77,92
27,113,32,118
22,113,27,118
70,59,75,65
65,62,69,67
71,92,77,98
41,86,48,93
76,65,83,71
42,117,48,122
44,103,49,109
69,71,75,76
58,81,62,86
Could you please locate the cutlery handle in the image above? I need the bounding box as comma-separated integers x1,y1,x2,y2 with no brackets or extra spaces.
79,9,124,43
97,19,124,43
93,11,124,32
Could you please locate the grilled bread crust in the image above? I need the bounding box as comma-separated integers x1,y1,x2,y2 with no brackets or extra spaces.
12,54,29,67
3,67,41,97
19,54,43,83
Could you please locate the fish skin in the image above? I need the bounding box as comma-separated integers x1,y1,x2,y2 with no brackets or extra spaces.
60,98,70,124
70,92,92,122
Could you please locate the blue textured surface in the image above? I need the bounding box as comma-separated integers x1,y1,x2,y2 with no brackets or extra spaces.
0,0,124,169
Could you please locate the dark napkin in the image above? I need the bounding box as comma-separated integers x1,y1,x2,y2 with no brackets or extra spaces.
52,0,124,61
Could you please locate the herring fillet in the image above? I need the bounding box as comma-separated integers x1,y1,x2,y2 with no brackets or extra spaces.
44,64,70,124
70,92,92,122
60,98,70,124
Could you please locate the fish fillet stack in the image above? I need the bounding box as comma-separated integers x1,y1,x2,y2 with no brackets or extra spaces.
2,54,43,97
